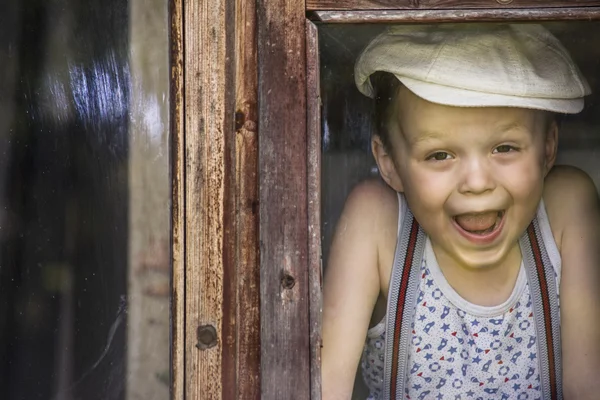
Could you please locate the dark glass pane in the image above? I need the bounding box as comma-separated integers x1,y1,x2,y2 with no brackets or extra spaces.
0,0,170,399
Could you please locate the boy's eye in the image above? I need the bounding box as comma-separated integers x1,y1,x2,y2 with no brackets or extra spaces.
426,152,452,161
493,145,515,153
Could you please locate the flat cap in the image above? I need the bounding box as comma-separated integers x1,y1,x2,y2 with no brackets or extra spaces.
355,24,591,113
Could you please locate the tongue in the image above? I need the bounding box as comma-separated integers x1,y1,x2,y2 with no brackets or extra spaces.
455,212,497,232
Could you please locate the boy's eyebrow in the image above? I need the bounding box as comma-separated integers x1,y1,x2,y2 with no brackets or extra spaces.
410,121,530,145
412,122,528,144
410,130,445,144
496,122,527,133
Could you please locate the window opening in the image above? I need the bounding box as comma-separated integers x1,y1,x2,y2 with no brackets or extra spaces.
318,21,600,399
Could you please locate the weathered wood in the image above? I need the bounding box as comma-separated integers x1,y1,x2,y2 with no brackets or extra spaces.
306,19,323,400
313,7,600,22
177,0,261,398
258,0,311,398
307,0,600,11
221,0,237,397
170,0,185,398
184,0,233,398
233,0,261,398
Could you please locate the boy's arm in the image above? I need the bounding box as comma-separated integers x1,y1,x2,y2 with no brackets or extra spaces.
544,166,600,399
321,180,397,400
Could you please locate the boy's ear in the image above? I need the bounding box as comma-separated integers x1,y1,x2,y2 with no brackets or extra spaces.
372,135,404,192
544,120,559,176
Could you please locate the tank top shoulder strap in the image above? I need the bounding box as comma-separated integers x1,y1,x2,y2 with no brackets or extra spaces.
536,199,562,286
395,192,407,237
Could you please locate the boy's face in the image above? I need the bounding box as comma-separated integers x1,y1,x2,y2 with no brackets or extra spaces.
374,87,557,270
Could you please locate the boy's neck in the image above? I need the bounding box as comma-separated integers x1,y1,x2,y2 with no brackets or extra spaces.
431,242,522,307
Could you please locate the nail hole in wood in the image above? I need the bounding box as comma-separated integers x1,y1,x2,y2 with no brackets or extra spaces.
281,274,296,290
235,110,245,131
196,325,217,350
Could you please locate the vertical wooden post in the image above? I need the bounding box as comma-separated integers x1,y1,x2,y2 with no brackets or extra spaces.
232,0,262,398
170,0,185,398
258,0,311,398
306,19,323,400
182,0,235,398
175,0,315,397
174,0,261,398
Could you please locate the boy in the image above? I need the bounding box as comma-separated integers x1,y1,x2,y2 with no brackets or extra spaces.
322,24,600,399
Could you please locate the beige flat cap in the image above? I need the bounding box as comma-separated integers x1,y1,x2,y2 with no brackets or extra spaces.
355,24,591,114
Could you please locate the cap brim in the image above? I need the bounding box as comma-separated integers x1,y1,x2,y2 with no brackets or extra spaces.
399,76,584,114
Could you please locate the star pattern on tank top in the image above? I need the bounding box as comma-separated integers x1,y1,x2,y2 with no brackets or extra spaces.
362,259,544,400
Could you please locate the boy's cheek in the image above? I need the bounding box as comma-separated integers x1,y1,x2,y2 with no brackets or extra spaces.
497,162,544,193
403,176,452,215
404,170,453,195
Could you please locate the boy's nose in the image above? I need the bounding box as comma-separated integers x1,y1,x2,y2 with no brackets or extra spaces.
457,158,496,195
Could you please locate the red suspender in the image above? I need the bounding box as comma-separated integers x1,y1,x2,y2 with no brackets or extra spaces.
389,218,421,399
383,208,426,400
523,221,562,400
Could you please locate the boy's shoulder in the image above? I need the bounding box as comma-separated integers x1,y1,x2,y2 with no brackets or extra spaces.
341,178,400,253
542,168,600,397
543,165,598,250
341,179,401,292
343,179,399,224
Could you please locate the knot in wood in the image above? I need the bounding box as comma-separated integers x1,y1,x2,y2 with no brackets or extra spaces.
244,120,257,132
281,274,296,290
496,0,514,4
409,0,420,7
196,325,218,350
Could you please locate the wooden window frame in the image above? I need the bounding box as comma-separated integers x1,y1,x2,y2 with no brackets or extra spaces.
307,0,600,11
170,1,600,399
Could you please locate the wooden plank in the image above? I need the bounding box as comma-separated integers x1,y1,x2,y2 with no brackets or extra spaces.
169,0,185,398
257,0,311,398
221,0,237,397
306,19,323,400
184,0,233,398
307,0,600,11
179,0,261,398
314,7,600,22
233,0,261,398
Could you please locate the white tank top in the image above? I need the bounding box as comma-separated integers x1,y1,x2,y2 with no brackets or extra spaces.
361,194,561,400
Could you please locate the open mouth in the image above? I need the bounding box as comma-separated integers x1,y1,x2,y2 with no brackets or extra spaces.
453,210,505,237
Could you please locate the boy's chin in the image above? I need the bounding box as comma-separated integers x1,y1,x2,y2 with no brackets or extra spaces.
448,245,516,271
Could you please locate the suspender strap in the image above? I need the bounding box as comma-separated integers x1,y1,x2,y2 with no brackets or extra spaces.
383,207,426,400
520,219,562,400
384,205,561,400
